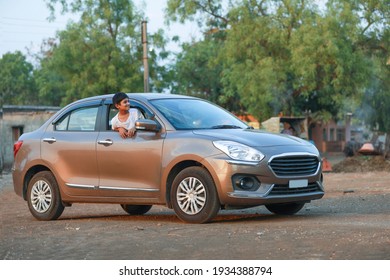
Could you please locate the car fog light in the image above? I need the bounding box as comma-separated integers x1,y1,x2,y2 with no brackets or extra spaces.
239,178,255,189
233,175,260,191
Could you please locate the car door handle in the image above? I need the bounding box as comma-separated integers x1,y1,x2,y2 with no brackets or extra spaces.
42,138,56,143
98,139,113,146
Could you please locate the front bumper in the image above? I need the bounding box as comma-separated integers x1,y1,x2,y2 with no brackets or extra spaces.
205,152,324,207
227,180,324,205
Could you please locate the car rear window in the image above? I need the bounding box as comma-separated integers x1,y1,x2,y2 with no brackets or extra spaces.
56,106,99,131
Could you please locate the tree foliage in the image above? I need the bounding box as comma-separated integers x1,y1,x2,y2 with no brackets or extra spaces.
0,51,37,107
165,0,242,110
166,0,229,25
171,36,226,103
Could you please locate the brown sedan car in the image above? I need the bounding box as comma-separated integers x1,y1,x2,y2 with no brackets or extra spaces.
13,93,324,223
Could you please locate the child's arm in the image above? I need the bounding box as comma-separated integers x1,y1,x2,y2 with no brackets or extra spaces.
115,126,129,138
112,117,129,138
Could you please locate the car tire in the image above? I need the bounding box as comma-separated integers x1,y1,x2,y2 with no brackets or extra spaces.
120,204,152,215
27,171,64,221
265,202,305,215
171,166,220,223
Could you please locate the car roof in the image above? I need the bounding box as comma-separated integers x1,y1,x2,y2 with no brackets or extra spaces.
74,93,196,105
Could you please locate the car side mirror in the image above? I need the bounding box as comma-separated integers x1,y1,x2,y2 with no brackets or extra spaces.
135,119,161,132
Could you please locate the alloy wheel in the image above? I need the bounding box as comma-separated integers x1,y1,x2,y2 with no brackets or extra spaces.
30,180,52,213
176,177,207,215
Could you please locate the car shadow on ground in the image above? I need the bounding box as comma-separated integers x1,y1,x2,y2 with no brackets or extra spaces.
56,209,326,224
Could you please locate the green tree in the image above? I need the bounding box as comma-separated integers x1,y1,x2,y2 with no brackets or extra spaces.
38,0,167,106
0,51,37,106
221,0,372,122
166,0,228,26
171,35,233,104
165,0,244,110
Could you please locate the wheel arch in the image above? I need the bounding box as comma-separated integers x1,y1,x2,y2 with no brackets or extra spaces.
22,165,52,200
165,160,215,208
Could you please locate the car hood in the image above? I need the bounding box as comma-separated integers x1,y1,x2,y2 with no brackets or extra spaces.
193,129,313,148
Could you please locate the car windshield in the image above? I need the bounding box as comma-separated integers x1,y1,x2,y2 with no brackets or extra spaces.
150,98,249,130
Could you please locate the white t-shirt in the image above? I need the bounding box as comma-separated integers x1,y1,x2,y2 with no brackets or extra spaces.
111,108,143,131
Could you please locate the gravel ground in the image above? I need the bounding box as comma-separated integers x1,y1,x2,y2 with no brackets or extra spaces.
1,169,389,260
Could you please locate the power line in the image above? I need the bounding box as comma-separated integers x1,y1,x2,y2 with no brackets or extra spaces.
0,17,67,29
2,16,68,24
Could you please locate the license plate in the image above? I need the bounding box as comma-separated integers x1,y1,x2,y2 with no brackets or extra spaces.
289,179,308,188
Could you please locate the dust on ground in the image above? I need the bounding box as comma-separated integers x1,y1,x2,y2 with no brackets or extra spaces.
332,155,390,173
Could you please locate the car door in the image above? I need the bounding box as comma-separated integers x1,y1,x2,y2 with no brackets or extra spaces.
96,100,165,199
41,100,101,196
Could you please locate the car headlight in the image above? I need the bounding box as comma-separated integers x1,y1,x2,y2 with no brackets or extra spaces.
213,141,264,162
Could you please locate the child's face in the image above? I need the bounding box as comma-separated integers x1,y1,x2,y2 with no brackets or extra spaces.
115,98,130,111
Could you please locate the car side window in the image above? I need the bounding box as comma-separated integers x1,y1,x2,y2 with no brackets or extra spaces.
55,115,69,131
56,106,99,131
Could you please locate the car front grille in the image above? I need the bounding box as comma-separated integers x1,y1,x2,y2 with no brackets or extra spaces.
269,182,322,196
269,155,320,177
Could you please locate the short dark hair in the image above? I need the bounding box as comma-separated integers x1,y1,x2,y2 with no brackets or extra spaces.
112,92,128,105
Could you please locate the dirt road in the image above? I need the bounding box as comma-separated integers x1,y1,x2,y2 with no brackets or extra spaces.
1,171,389,260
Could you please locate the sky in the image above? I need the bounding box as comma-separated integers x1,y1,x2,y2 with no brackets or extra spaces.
0,0,200,58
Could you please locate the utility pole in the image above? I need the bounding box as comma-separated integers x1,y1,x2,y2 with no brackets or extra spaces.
142,20,149,93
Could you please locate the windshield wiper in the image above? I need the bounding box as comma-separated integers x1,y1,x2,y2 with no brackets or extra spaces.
211,125,243,129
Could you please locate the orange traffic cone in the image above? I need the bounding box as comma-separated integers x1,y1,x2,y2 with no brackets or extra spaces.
322,157,332,172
